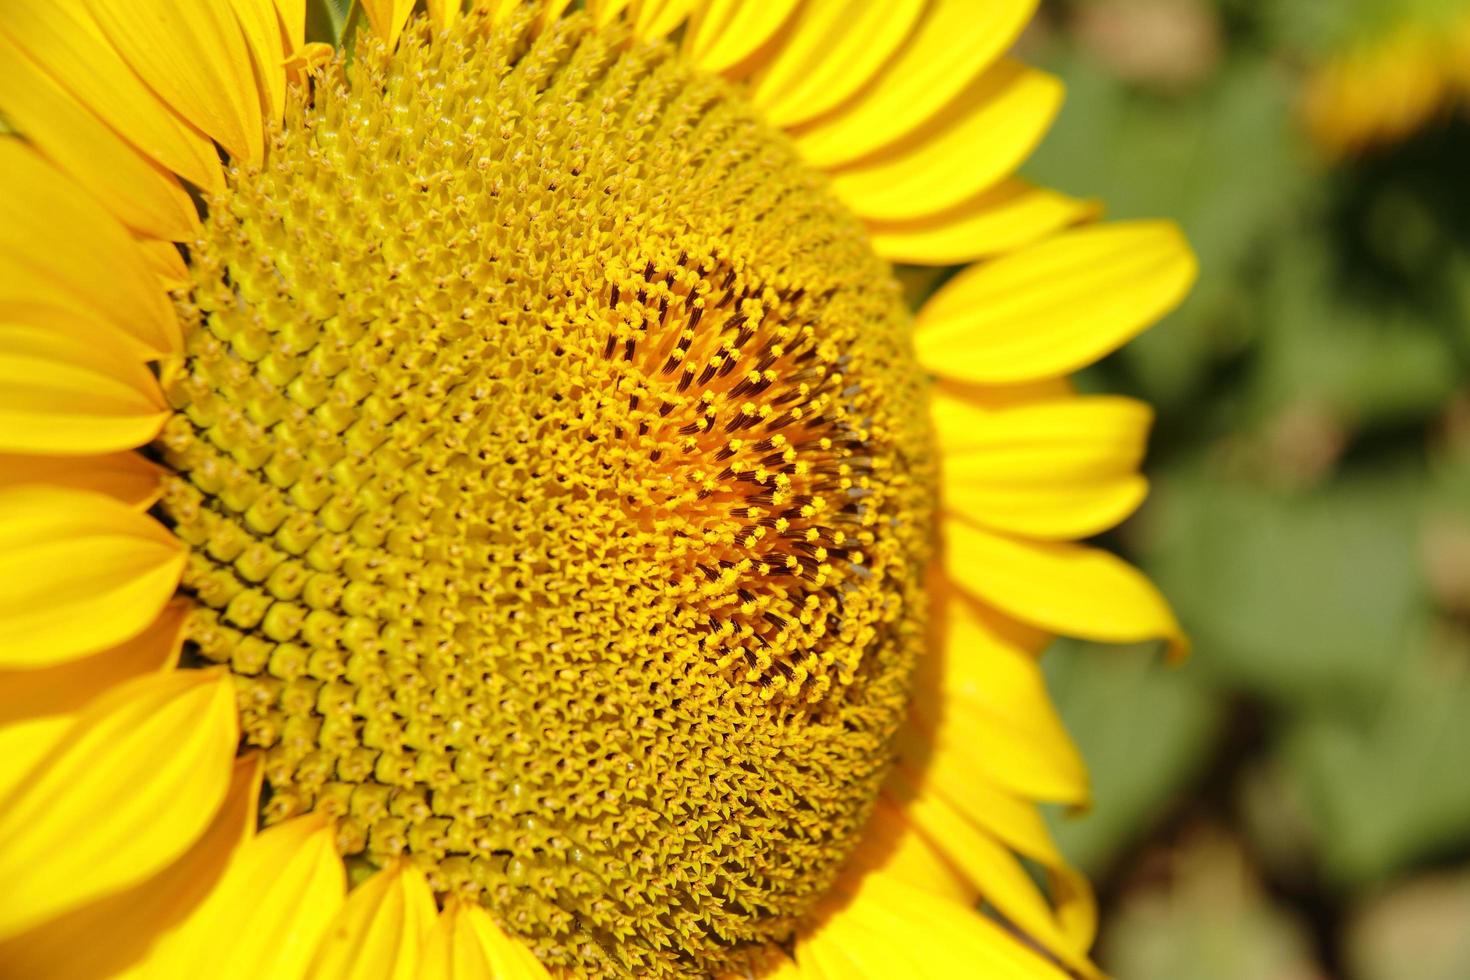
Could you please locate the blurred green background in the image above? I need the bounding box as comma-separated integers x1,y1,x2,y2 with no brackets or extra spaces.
1016,2,1470,977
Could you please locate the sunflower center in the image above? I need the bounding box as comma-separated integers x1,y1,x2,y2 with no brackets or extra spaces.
152,10,933,976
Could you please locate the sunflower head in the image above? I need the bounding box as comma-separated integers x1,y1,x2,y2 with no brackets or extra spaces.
0,1,1194,978
159,10,932,972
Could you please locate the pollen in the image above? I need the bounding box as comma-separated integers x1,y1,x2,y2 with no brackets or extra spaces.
150,9,934,977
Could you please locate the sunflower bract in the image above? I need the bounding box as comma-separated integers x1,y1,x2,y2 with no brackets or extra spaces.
152,10,934,975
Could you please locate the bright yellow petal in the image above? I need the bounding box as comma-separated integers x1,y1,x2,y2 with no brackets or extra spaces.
916,586,1087,805
747,0,925,129
307,862,437,980
0,0,224,192
230,0,288,125
425,0,462,31
475,0,568,32
868,180,1100,267
916,221,1198,384
139,814,346,980
0,29,198,241
897,757,1100,958
793,0,1037,168
797,871,1069,979
943,519,1188,660
0,754,260,980
588,0,630,28
358,0,416,47
135,237,191,290
421,901,550,980
87,0,265,164
634,0,696,39
0,140,182,358
828,60,1062,222
900,788,1096,976
0,668,236,940
0,487,185,668
0,599,186,805
0,319,168,455
0,451,164,508
0,597,186,728
936,392,1154,540
275,0,306,49
684,0,800,75
844,796,976,906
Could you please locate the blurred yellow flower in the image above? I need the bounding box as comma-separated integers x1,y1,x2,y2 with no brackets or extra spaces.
1302,6,1470,156
0,0,1194,976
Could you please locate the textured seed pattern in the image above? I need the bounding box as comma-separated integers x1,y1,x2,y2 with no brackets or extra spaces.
151,9,934,976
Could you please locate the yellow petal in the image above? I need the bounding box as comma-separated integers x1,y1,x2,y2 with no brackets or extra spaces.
0,319,168,455
0,451,164,508
425,0,461,30
0,487,185,668
936,392,1154,539
275,0,306,49
900,789,1097,977
869,180,1100,267
844,796,976,906
476,0,568,32
828,60,1062,222
0,0,224,193
587,0,630,28
796,871,1069,980
685,0,800,75
916,221,1198,384
916,587,1087,805
0,599,186,805
307,863,438,980
0,140,182,358
0,29,198,241
793,0,1037,168
230,0,287,126
748,0,925,129
0,597,187,727
895,758,1100,958
422,901,550,980
634,0,696,39
943,519,1188,660
0,668,237,940
135,237,192,290
0,754,260,980
139,813,346,980
87,0,265,164
358,0,416,47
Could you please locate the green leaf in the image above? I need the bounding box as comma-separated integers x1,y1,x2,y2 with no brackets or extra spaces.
1143,459,1431,707
1281,634,1470,884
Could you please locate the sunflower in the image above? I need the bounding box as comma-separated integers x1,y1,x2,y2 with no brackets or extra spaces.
0,1,1195,977
1300,1,1470,157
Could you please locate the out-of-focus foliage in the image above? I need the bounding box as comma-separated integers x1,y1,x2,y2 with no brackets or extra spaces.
1024,0,1470,973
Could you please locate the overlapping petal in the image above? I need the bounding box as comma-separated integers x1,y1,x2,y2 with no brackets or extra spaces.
307,862,438,980
87,0,264,164
0,0,223,192
796,871,1069,979
138,814,346,980
0,755,260,980
0,668,237,939
0,140,182,358
0,487,185,668
421,901,551,980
